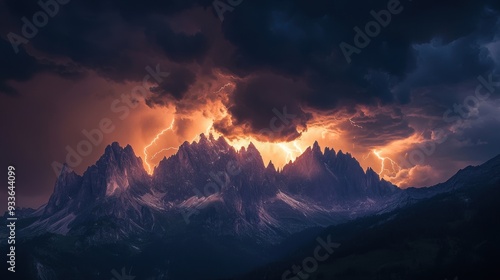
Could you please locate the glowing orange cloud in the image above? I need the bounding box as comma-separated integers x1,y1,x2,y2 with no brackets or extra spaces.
136,111,437,189
133,78,437,189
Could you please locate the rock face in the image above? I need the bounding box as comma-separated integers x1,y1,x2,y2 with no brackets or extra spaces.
31,135,401,242
44,143,151,217
281,142,398,205
14,138,500,280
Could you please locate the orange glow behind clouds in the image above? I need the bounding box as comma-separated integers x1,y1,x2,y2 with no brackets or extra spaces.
139,109,401,183
133,77,432,189
138,106,444,189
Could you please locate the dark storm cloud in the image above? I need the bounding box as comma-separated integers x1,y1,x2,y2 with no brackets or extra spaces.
0,38,83,96
2,0,209,22
340,107,415,147
145,18,210,63
27,9,155,82
1,0,498,146
3,0,499,110
2,1,500,141
393,21,499,102
1,0,211,86
0,38,40,95
200,0,500,144
392,100,500,184
146,66,197,105
217,0,500,107
213,74,312,141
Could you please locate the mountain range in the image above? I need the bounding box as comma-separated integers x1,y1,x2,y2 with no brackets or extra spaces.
1,134,499,280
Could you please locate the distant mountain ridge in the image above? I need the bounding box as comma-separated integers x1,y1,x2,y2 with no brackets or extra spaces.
25,134,401,243
4,136,500,280
20,135,500,246
233,154,500,280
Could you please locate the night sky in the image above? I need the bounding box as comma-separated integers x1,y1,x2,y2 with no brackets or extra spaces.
1,0,500,209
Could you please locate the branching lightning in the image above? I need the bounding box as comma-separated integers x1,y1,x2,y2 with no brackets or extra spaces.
143,119,176,174
293,141,303,154
278,144,294,163
278,141,303,163
372,149,401,176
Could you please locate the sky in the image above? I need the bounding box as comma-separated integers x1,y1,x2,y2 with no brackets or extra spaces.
1,0,500,209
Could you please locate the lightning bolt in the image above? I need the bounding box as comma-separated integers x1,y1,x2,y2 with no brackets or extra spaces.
362,152,371,160
214,82,233,94
278,143,294,163
372,149,401,176
150,147,179,161
278,141,303,163
349,118,363,128
293,141,303,154
143,119,175,174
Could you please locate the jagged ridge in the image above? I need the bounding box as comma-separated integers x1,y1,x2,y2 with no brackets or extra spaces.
30,134,402,242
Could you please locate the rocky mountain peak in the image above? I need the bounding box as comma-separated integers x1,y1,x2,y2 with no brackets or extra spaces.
312,140,322,154
43,138,405,239
266,160,276,173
